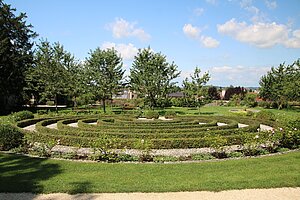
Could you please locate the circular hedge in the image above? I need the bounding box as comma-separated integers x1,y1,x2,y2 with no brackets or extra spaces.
18,114,274,149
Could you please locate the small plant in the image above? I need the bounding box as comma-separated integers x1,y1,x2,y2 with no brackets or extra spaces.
0,124,24,151
144,110,159,119
227,151,243,158
153,156,179,163
28,142,51,157
165,111,176,119
12,111,34,121
191,153,215,160
255,110,275,121
118,154,139,162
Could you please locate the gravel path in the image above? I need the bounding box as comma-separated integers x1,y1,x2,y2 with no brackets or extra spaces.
46,123,58,129
1,188,299,200
67,122,78,128
22,124,36,132
51,144,242,157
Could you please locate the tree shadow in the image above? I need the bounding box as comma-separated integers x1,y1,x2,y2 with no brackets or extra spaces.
0,153,61,193
69,181,93,194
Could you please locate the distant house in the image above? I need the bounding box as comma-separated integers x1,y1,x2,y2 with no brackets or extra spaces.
167,92,184,98
113,89,137,99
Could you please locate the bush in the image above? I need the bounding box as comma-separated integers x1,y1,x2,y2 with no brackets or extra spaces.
255,110,275,121
165,111,176,119
13,110,34,121
0,124,24,150
144,110,159,119
227,151,243,158
258,101,271,109
191,153,215,160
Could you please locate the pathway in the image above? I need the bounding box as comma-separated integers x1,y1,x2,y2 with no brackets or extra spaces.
1,187,299,200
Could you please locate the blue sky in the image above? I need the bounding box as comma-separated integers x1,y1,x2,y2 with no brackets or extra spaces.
6,0,300,87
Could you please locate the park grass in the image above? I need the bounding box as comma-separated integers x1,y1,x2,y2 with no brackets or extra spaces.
1,151,300,193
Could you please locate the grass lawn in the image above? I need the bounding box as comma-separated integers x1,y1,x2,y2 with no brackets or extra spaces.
1,151,299,193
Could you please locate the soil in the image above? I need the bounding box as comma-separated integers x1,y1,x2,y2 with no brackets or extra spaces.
1,188,299,200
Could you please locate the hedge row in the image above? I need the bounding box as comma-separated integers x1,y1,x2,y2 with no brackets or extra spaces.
24,129,247,149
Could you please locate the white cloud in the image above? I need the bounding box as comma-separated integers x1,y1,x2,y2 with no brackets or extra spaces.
200,36,220,48
194,8,204,16
210,65,270,86
101,42,138,60
206,0,217,5
240,0,259,15
107,18,150,41
183,24,200,39
265,0,277,9
217,18,300,48
183,24,220,48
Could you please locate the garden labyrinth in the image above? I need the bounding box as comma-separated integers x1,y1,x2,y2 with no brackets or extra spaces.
17,115,275,156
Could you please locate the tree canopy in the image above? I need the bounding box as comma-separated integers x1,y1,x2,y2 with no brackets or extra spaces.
0,0,37,113
26,40,79,111
130,48,180,108
259,60,300,109
85,48,124,112
182,67,210,107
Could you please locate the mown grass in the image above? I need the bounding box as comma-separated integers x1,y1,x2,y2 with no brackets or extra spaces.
1,151,299,193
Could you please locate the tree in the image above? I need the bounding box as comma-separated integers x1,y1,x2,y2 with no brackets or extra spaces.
259,60,300,109
0,0,37,114
207,86,220,100
130,48,180,108
223,86,246,100
26,40,78,112
85,48,124,113
182,67,210,107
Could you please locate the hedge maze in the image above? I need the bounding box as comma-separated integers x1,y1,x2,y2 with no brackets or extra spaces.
18,115,274,149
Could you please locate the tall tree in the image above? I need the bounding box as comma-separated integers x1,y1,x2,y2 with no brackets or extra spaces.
182,67,210,107
130,48,180,108
0,0,37,113
26,40,77,112
85,48,124,113
207,86,221,100
259,60,300,109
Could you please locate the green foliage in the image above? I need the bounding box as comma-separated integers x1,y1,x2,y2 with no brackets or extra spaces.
191,153,215,160
259,60,300,109
278,124,300,149
227,151,243,158
144,110,159,119
165,110,176,119
26,40,79,110
182,67,210,107
241,93,258,107
130,47,180,108
0,124,24,150
0,1,37,114
153,156,179,163
255,110,275,121
12,110,34,121
85,48,125,113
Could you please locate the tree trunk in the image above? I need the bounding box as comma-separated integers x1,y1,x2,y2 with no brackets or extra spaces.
55,94,58,113
102,98,106,113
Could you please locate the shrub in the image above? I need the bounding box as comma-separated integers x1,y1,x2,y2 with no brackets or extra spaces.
13,110,34,121
144,110,159,119
227,151,243,158
0,124,24,151
191,153,215,160
258,101,271,109
255,110,275,121
165,111,176,119
153,156,179,163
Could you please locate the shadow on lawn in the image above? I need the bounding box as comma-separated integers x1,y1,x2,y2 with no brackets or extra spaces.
0,153,61,193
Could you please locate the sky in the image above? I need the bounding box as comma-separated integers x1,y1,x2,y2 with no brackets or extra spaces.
6,0,300,87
